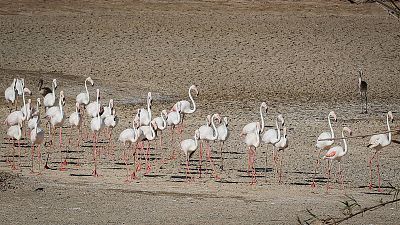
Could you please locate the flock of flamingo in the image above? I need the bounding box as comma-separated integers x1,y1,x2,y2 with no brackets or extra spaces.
2,72,396,192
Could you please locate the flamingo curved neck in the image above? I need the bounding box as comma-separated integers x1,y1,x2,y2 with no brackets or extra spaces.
211,115,218,140
387,114,392,143
188,87,196,113
275,118,281,143
147,99,152,121
85,79,89,99
59,97,63,117
52,82,55,98
328,114,334,139
160,112,167,129
22,89,26,119
342,130,348,155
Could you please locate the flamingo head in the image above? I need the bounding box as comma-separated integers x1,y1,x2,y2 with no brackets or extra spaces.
75,102,80,112
52,79,57,89
161,109,168,117
109,99,114,109
261,102,268,113
283,127,287,138
60,91,66,105
190,85,199,96
87,77,94,86
24,87,32,96
329,111,337,122
343,127,352,136
223,117,229,126
277,114,285,127
37,98,41,106
147,92,153,106
388,111,394,123
194,129,200,140
175,102,182,113
358,67,363,77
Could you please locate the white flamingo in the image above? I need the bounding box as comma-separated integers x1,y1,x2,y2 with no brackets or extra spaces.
28,98,41,130
216,116,229,170
30,118,45,173
90,94,104,177
323,127,352,191
15,78,24,96
48,91,66,170
43,79,57,110
261,114,284,180
76,76,94,106
6,121,23,170
69,102,83,149
118,118,142,181
367,111,394,192
172,85,198,132
21,98,32,121
311,111,337,188
274,126,289,183
4,85,27,126
241,102,268,136
104,108,119,157
151,110,168,157
244,122,261,185
180,130,201,180
4,79,17,111
137,120,157,174
197,113,221,180
86,89,101,118
166,102,182,159
135,92,152,126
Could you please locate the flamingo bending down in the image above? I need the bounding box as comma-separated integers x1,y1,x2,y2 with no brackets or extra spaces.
172,85,198,132
323,127,352,191
118,119,142,181
244,122,261,185
166,102,182,159
216,116,229,170
151,110,168,160
137,121,157,175
7,121,23,170
311,111,337,188
43,79,57,110
90,94,104,177
180,130,200,180
367,111,394,192
38,79,53,97
197,113,221,180
135,92,152,126
30,118,45,173
4,79,17,111
241,102,268,136
261,114,284,181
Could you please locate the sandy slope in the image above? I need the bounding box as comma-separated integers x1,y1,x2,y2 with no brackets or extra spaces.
1,0,400,224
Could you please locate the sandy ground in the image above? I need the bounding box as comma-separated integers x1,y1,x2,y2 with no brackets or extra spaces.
1,0,400,224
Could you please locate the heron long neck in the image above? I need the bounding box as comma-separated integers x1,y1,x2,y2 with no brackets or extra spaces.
328,115,334,139
211,115,218,140
260,105,265,133
387,114,392,143
188,87,196,113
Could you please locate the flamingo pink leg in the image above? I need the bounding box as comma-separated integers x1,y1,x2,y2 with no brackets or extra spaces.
11,139,16,170
198,141,203,178
206,142,220,180
92,133,99,177
311,149,322,188
369,151,378,190
326,160,332,192
145,141,152,175
377,152,382,192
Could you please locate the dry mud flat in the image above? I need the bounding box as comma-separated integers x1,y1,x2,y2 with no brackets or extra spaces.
1,0,400,224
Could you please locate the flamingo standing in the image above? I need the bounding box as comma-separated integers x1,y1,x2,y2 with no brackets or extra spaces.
323,127,352,191
261,114,284,181
4,84,27,126
135,92,152,126
241,102,268,136
274,126,289,183
166,102,182,159
28,98,41,131
43,79,57,111
180,130,200,180
137,121,157,175
14,78,24,109
38,79,53,97
216,116,229,170
90,89,104,177
6,121,23,170
195,115,211,176
311,111,337,188
358,68,368,113
69,102,83,150
367,111,394,192
172,85,198,133
118,118,142,181
86,89,102,118
76,76,94,107
244,122,261,185
4,78,17,112
30,118,45,173
151,110,168,160
197,113,221,180
104,108,119,158
48,91,66,170
101,99,114,119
